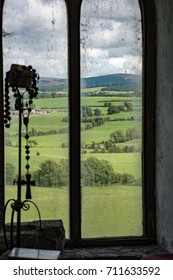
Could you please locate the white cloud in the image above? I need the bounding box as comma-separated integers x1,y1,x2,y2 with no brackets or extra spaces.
3,0,142,78
3,0,68,77
81,0,140,22
80,0,142,77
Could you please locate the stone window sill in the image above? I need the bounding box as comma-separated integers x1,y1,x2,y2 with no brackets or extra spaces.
62,245,167,260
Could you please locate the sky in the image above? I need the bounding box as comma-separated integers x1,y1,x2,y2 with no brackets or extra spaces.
3,0,142,78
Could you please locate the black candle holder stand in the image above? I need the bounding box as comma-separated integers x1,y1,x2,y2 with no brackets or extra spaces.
3,65,41,249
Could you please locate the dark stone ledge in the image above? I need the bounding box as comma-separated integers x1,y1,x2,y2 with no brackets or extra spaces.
0,220,65,258
62,245,167,260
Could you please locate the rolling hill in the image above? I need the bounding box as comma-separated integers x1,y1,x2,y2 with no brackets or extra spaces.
38,73,141,92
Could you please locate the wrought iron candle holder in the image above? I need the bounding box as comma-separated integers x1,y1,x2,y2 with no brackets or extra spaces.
3,64,41,249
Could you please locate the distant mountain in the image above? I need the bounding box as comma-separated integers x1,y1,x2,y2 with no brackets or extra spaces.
38,73,141,92
81,73,141,90
39,77,67,92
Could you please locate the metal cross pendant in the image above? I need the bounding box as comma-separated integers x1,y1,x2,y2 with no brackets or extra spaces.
23,174,35,199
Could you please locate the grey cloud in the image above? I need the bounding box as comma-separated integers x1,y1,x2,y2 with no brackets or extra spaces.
81,0,141,22
81,17,142,56
107,44,142,58
3,0,142,78
40,0,60,5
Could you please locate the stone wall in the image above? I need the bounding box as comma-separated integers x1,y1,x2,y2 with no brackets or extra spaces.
0,220,65,256
155,0,173,252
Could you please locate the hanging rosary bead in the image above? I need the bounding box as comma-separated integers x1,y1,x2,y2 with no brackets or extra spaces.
23,117,29,126
26,164,30,170
4,64,39,201
25,134,30,140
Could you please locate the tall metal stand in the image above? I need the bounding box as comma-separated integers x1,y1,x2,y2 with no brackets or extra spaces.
3,64,41,249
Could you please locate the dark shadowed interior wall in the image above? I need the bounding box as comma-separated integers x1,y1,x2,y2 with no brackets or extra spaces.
155,0,173,251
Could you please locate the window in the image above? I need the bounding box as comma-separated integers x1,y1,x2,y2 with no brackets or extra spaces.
0,0,156,246
81,0,143,239
2,0,69,236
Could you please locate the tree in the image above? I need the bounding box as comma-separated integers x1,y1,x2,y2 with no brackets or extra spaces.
29,128,38,136
5,139,12,146
124,101,133,111
86,124,92,130
121,173,135,185
33,159,68,187
62,116,68,122
81,160,95,186
61,142,68,148
81,105,93,118
86,106,93,117
107,104,125,114
28,139,38,147
81,157,115,186
110,130,127,143
126,127,140,140
6,163,15,185
51,92,56,98
107,105,120,114
94,108,102,116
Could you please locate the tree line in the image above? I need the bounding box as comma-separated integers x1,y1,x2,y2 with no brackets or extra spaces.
81,127,141,153
6,158,141,188
80,102,133,119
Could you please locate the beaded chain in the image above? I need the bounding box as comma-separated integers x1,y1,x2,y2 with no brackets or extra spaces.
4,65,39,199
4,65,39,128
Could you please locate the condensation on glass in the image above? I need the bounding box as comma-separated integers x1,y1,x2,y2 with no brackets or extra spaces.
80,0,143,238
3,0,69,236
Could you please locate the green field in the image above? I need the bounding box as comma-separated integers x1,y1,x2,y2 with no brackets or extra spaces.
81,120,141,144
5,89,143,238
5,185,143,238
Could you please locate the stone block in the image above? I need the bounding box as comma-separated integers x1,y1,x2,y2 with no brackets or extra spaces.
0,220,65,257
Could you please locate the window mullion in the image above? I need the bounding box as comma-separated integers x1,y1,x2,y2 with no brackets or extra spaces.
67,0,82,244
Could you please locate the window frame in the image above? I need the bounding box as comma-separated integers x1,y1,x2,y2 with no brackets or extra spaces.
0,0,5,209
67,0,156,247
0,0,156,247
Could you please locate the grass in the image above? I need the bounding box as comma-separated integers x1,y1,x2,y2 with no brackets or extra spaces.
82,185,143,237
7,133,68,148
6,146,141,178
5,92,143,238
34,97,68,109
7,112,68,135
98,109,141,119
81,120,140,144
81,95,141,106
5,185,143,238
29,112,68,131
82,153,142,178
5,146,68,173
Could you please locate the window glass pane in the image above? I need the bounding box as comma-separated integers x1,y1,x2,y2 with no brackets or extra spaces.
3,0,69,237
81,0,143,238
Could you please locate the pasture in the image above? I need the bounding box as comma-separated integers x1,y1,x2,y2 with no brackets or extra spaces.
5,185,143,238
5,89,143,237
